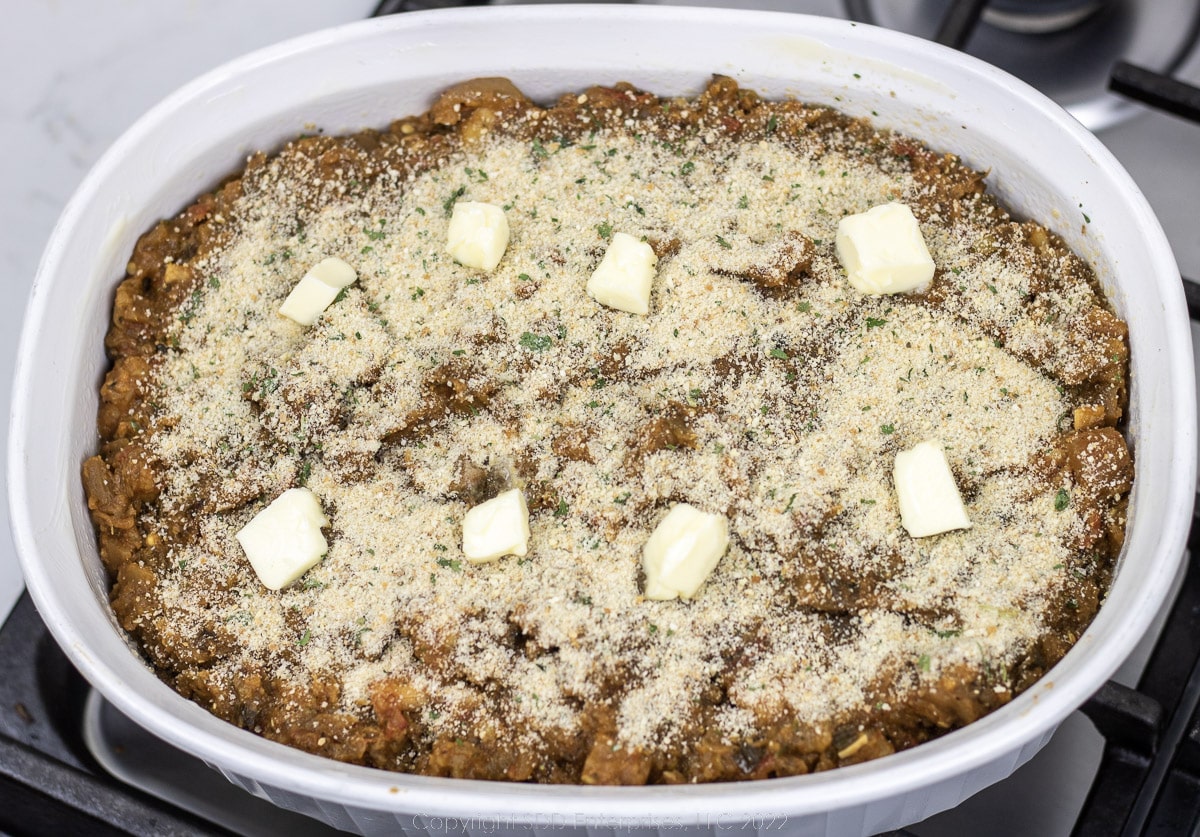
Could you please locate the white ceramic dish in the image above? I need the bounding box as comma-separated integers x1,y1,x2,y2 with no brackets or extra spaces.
9,7,1195,836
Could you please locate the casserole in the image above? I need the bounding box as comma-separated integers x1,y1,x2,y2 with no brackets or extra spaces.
8,6,1194,835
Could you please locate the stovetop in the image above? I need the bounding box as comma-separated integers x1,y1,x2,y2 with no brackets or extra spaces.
3,1,1200,835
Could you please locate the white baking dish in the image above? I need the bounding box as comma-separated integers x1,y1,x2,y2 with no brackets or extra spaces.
8,7,1195,835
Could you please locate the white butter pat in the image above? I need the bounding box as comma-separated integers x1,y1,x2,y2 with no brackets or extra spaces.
446,201,510,271
642,504,729,601
235,488,330,591
894,441,972,538
836,203,935,295
462,488,530,564
279,257,358,325
587,232,658,315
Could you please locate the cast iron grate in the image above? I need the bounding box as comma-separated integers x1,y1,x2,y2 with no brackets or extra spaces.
0,592,233,837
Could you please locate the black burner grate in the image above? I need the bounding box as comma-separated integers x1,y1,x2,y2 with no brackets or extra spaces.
0,593,232,836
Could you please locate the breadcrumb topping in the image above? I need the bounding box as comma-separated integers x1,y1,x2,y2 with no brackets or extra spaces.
126,89,1121,761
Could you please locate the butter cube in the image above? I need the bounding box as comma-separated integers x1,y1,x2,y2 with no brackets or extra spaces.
447,201,510,271
279,257,358,325
642,504,729,601
462,489,530,564
307,257,358,289
235,488,330,591
836,203,935,295
893,441,972,538
587,232,658,315
279,275,340,326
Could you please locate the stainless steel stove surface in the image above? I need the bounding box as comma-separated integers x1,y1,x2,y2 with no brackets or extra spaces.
4,2,1199,835
840,0,1200,129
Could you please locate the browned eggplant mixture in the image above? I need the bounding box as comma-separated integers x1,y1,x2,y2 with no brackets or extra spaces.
84,77,1131,784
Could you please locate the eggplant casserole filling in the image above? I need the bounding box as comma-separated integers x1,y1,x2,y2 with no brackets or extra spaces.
84,77,1132,784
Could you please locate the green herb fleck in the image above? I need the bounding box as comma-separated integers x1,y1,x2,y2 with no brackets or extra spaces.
436,557,463,572
596,220,613,241
737,194,749,209
769,347,788,359
554,499,569,518
519,331,553,352
766,114,778,133
177,289,203,325
715,234,732,250
680,161,695,176
880,424,895,434
442,185,467,216
917,654,931,672
298,629,312,647
1054,488,1070,511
